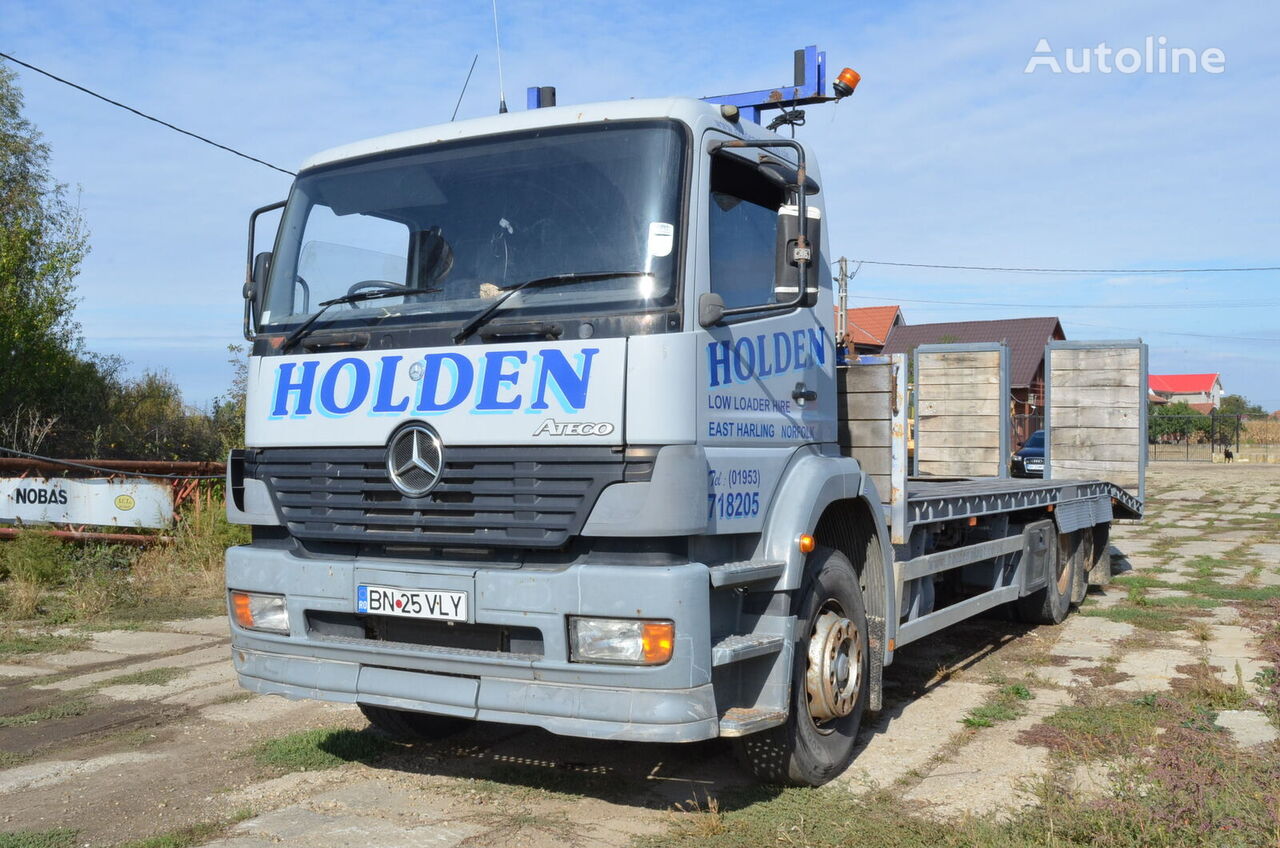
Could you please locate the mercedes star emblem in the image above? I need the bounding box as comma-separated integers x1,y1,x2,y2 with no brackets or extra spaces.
386,423,445,497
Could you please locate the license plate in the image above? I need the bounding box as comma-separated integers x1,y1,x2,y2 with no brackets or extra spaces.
357,585,468,621
1025,459,1044,467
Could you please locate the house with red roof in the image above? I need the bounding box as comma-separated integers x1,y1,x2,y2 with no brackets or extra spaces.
835,305,906,354
1148,373,1224,413
882,316,1066,445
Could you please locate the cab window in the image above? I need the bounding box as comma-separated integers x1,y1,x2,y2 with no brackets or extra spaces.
708,153,786,310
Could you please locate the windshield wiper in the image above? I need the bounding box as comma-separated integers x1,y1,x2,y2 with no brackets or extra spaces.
280,286,441,352
452,271,650,344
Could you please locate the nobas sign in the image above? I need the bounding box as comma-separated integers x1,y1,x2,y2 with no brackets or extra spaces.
0,478,174,529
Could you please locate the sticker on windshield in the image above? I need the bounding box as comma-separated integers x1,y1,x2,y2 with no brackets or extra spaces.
647,222,674,258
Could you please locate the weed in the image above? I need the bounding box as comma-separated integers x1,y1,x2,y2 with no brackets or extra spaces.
0,750,32,768
0,830,78,848
1080,605,1186,632
102,666,186,687
1144,595,1217,610
1171,662,1252,711
962,684,1034,728
1252,666,1278,694
1184,578,1280,603
0,534,71,586
0,698,92,728
113,810,253,848
1020,695,1162,760
672,792,726,837
253,727,392,771
0,629,86,660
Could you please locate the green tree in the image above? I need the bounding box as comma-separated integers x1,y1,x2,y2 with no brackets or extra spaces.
210,344,248,455
0,64,117,455
1148,401,1210,442
104,370,222,460
1217,393,1264,416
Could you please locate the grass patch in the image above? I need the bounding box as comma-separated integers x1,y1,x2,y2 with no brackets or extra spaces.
1111,574,1171,590
0,629,87,660
1080,605,1186,632
253,727,392,771
102,666,186,687
1184,578,1280,603
962,684,1033,728
1021,695,1163,760
1144,595,1217,609
0,830,78,848
0,698,92,728
0,503,246,628
113,810,253,848
0,749,32,768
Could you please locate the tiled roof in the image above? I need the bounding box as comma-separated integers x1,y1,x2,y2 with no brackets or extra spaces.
1148,374,1220,394
882,317,1065,388
837,305,903,346
1188,402,1217,414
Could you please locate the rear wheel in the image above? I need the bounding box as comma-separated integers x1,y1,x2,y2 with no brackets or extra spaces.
1016,530,1074,624
358,704,468,740
1068,530,1088,606
733,546,869,786
1088,522,1113,587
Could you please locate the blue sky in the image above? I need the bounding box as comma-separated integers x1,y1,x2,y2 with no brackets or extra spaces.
4,0,1279,409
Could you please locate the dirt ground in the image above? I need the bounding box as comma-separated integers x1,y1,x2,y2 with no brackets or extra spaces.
1,462,1277,847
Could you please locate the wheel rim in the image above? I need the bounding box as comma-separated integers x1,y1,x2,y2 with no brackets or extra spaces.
805,602,862,731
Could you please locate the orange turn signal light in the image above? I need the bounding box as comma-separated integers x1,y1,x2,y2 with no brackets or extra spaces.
641,621,675,664
798,533,816,554
231,591,255,629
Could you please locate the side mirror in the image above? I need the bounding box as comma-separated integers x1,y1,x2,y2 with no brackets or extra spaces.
774,204,821,307
698,293,725,328
245,200,286,339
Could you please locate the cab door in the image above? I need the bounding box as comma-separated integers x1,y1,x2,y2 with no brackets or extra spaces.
694,135,836,534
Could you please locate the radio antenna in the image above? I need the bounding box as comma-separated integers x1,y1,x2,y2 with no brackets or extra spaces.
491,0,508,113
451,53,479,121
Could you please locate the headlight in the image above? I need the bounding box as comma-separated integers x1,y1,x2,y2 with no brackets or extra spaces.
230,590,289,634
568,617,674,665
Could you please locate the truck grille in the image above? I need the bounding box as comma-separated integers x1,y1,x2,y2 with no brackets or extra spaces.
246,446,653,548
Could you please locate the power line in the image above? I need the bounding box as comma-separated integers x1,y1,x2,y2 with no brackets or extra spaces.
1066,320,1280,344
850,259,1280,275
847,294,1278,310
0,51,295,177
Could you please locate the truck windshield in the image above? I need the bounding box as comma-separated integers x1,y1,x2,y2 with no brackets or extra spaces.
260,120,686,334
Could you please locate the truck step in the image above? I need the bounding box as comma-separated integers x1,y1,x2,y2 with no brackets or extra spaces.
712,633,785,666
708,559,785,589
718,706,788,737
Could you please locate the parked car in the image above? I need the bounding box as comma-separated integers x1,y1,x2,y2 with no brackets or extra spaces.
1012,429,1045,477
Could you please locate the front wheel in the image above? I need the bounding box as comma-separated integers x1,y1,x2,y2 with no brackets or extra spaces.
733,546,869,786
358,704,468,741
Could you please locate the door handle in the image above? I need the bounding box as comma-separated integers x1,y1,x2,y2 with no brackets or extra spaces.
792,382,817,403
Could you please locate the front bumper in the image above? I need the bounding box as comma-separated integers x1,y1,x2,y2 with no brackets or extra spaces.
226,545,719,742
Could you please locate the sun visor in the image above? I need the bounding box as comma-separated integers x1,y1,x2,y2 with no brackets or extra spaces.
315,164,447,216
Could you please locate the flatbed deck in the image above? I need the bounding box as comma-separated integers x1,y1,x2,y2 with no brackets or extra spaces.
903,476,1142,528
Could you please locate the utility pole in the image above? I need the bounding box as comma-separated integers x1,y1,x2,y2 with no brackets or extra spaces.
836,256,849,350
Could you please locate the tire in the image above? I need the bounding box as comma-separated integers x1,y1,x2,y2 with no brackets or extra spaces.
1088,522,1112,587
1068,530,1088,607
732,546,869,787
358,704,468,741
1016,530,1074,625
